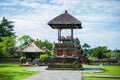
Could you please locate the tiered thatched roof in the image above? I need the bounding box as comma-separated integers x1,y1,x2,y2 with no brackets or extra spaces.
17,42,46,53
48,10,82,29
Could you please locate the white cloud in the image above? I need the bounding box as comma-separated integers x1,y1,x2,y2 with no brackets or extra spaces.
1,7,16,11
91,0,120,15
0,0,38,8
19,0,39,8
76,14,120,23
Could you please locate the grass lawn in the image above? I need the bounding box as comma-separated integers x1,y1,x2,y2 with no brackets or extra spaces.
84,78,120,80
0,64,38,80
83,65,120,80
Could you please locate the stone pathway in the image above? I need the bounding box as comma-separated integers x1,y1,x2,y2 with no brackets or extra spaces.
24,66,82,80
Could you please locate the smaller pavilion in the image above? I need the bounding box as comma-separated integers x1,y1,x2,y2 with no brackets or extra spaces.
17,42,46,65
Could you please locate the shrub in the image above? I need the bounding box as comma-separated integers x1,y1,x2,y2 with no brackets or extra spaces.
40,54,48,62
118,60,120,66
20,56,26,64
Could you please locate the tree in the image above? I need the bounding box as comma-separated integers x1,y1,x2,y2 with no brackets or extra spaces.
35,39,53,56
90,46,109,59
0,17,16,57
82,43,91,55
105,49,120,60
0,17,15,37
82,43,91,49
18,35,34,46
0,37,16,57
35,39,53,51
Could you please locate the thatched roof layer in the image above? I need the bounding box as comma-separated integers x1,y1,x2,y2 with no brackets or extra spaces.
48,10,82,29
17,42,46,53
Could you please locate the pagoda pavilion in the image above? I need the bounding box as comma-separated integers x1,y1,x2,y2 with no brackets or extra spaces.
47,10,83,70
17,42,46,65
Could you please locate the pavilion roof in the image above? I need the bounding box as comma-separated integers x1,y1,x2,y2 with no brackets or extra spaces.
48,10,82,29
16,42,46,53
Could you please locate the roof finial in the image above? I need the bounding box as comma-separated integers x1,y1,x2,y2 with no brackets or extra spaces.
65,10,67,13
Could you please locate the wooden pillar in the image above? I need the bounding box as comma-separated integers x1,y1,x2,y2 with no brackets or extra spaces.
60,29,61,37
71,29,73,38
58,29,61,42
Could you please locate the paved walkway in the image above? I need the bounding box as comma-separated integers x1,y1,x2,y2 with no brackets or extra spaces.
24,66,82,80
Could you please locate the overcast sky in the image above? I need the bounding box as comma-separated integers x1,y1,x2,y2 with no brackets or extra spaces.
0,0,120,50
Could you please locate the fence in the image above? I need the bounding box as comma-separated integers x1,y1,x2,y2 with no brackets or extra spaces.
0,57,119,65
0,57,31,64
88,59,119,65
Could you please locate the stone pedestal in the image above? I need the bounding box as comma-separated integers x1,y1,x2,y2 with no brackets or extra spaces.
47,57,83,70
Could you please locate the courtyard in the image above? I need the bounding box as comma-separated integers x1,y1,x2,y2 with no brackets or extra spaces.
0,64,120,80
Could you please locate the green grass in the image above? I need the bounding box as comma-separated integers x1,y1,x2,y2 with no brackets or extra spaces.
84,77,119,80
0,64,38,80
83,65,120,80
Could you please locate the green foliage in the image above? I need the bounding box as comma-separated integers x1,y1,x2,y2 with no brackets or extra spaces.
90,46,110,59
40,54,48,62
118,60,120,66
105,52,120,59
88,56,98,60
50,50,54,55
35,39,53,51
20,56,26,64
18,35,34,46
82,43,91,55
0,17,15,37
83,44,120,60
82,43,91,49
0,17,16,57
82,43,120,60
0,36,16,57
